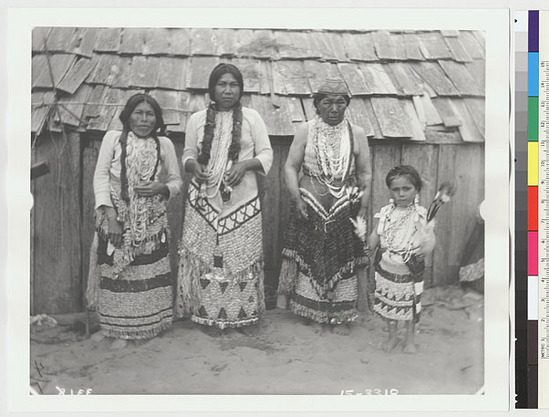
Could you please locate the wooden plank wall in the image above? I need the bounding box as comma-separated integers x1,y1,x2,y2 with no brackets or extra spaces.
31,133,485,314
32,131,82,314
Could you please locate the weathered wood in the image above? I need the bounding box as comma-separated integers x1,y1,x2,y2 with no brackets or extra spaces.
33,131,82,314
46,27,76,52
465,60,486,91
276,31,311,60
309,32,339,61
418,32,453,60
441,30,460,37
215,29,237,57
190,28,217,56
119,28,146,55
87,54,120,85
286,97,305,123
87,88,123,132
31,92,55,134
95,28,122,53
82,84,108,119
301,98,315,121
169,29,192,56
363,98,384,139
346,98,375,138
324,32,348,61
410,62,461,97
445,37,473,63
144,28,171,55
400,99,426,141
424,128,463,144
149,89,181,126
67,28,98,58
472,31,486,54
32,54,76,89
129,56,160,89
174,91,192,132
359,63,398,95
338,63,369,95
57,56,98,94
371,97,412,138
433,144,484,285
234,30,257,58
259,60,272,95
187,93,207,114
32,27,51,52
303,60,340,93
402,33,425,61
464,98,485,136
414,94,443,126
187,57,219,90
231,58,261,93
251,95,294,136
57,84,93,128
431,97,462,128
438,60,483,96
450,98,484,142
81,139,101,308
387,63,426,96
458,31,485,60
275,60,310,95
156,57,186,90
111,57,133,88
370,144,402,216
343,32,377,62
270,61,287,95
372,30,403,60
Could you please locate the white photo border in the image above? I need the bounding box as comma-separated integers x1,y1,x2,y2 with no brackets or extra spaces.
7,7,509,413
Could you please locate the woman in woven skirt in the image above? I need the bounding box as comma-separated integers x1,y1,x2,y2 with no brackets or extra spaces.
90,93,183,349
277,77,372,334
176,63,273,335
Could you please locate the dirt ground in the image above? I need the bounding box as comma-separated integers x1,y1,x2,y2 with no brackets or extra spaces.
30,286,483,396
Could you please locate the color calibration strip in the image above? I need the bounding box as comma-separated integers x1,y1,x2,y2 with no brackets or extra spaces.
538,10,549,410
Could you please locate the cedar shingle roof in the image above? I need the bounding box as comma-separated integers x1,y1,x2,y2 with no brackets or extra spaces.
31,27,485,142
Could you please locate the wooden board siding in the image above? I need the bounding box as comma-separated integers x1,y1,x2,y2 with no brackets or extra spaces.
32,131,82,314
94,28,122,53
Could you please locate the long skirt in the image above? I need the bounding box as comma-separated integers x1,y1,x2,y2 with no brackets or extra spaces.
176,181,265,329
278,189,368,324
95,233,174,339
373,250,424,323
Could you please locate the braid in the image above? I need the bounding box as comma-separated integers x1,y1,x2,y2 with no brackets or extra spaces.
119,129,130,202
228,102,242,162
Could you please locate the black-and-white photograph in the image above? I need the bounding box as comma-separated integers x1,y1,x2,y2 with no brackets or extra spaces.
6,6,509,414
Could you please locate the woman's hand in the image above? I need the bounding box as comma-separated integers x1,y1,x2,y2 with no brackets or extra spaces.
224,161,248,187
134,181,169,197
192,162,209,183
357,205,368,220
294,197,308,220
107,216,124,248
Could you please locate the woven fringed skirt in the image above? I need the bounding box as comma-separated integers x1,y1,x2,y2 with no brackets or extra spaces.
176,182,265,329
373,251,424,323
96,233,174,340
278,189,368,324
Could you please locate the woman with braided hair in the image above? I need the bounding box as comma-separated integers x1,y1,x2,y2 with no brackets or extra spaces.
176,63,273,334
90,93,183,349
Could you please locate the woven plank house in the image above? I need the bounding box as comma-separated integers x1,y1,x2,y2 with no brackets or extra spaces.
31,27,485,314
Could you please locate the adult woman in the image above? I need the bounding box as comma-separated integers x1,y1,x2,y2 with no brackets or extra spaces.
277,77,372,332
176,63,273,333
90,93,183,349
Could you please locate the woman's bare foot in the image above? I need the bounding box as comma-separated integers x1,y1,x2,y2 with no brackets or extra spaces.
403,341,417,354
110,338,128,350
382,337,400,352
330,323,351,336
90,331,105,343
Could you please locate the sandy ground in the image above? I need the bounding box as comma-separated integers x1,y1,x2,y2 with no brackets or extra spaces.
30,286,483,396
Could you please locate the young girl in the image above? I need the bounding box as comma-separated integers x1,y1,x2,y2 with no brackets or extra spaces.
368,165,435,353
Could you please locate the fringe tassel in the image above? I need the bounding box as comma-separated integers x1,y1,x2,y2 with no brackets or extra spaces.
192,316,259,329
176,249,210,318
278,257,298,295
85,232,101,311
290,300,357,324
101,318,172,340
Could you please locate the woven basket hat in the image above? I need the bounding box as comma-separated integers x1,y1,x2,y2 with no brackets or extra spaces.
316,77,351,97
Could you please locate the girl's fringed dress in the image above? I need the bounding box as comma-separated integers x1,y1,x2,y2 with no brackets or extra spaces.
176,107,273,328
278,117,368,324
91,131,182,339
373,202,428,323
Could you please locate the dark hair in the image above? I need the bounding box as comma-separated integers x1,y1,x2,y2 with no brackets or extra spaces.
119,93,165,136
208,63,244,105
312,93,351,115
386,165,422,192
118,93,163,202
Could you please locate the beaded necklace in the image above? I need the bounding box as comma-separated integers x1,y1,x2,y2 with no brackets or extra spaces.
383,202,420,263
310,116,353,198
